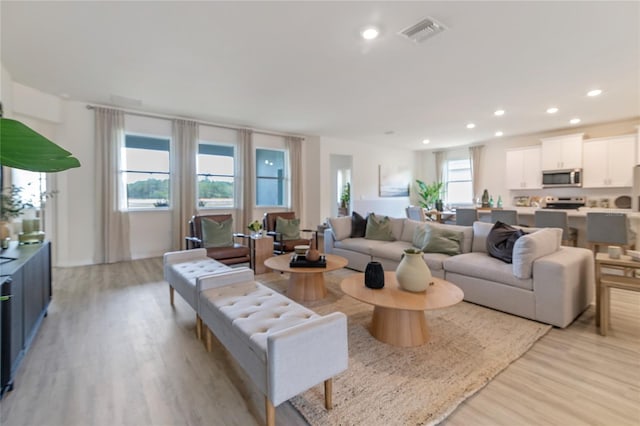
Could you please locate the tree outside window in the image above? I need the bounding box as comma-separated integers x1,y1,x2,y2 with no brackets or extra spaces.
197,143,235,208
122,134,171,209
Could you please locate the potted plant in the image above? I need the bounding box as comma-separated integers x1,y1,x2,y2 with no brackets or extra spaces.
338,182,350,216
415,179,444,210
0,185,27,240
247,220,263,237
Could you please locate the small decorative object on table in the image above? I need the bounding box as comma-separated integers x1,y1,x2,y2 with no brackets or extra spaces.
247,219,262,237
364,261,385,289
396,248,432,292
289,254,327,268
305,234,321,262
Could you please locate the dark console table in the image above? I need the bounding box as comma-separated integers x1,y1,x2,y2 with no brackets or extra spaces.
0,241,51,398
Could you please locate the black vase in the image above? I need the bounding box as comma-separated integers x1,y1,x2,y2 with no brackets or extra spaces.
364,261,385,289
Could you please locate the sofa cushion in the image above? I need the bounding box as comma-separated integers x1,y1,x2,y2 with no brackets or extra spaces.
421,224,464,255
422,252,449,272
365,214,395,241
401,219,424,242
370,240,414,261
443,252,533,290
202,216,234,247
412,223,428,248
276,216,301,240
334,237,390,256
486,221,526,263
388,217,405,241
512,228,562,279
328,216,352,241
472,221,494,253
350,211,367,238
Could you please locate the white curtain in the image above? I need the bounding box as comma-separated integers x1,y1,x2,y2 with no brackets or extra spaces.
94,107,131,264
240,130,254,231
172,119,198,250
434,151,445,183
286,136,303,217
469,145,484,201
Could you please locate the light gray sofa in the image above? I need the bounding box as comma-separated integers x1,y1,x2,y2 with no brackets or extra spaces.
324,216,595,328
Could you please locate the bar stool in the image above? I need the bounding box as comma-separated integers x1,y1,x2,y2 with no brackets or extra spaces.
491,209,518,225
534,210,578,247
455,208,478,226
586,212,635,256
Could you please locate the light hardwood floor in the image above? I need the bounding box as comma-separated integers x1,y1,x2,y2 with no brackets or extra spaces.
1,257,638,425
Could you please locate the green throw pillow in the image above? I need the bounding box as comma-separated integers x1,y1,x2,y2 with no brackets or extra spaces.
421,225,463,255
201,217,234,248
365,214,395,241
276,216,301,240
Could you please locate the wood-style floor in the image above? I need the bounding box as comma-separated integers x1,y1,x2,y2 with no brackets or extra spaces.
1,257,638,425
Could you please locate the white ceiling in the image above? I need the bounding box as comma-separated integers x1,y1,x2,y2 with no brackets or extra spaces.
1,1,639,150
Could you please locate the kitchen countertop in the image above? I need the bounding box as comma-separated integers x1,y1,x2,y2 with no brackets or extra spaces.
479,207,640,218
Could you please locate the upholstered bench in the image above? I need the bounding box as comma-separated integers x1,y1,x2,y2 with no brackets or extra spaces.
164,248,254,338
199,280,348,426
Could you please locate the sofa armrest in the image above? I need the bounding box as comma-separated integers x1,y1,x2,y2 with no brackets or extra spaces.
532,247,595,328
267,312,348,406
164,248,207,266
196,267,255,293
324,228,336,254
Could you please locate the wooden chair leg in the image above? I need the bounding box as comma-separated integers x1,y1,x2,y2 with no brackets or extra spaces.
205,328,213,353
169,285,174,306
265,397,275,426
324,378,333,410
196,315,203,340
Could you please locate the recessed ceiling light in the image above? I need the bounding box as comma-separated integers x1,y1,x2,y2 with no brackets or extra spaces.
422,139,430,145
495,131,503,137
466,123,475,129
569,118,581,125
587,89,602,97
494,109,505,116
361,27,379,40
546,107,559,114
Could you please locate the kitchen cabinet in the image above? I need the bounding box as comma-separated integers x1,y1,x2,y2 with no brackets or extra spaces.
583,135,636,188
0,241,51,398
541,133,583,170
506,146,541,189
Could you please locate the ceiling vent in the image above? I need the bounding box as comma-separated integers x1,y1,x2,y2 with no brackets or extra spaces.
398,17,447,43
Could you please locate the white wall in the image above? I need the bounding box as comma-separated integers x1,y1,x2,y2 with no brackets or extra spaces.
319,137,415,220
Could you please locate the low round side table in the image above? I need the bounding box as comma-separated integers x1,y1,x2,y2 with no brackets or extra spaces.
340,272,464,347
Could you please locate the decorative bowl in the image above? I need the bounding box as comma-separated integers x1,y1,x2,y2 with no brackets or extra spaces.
294,245,309,255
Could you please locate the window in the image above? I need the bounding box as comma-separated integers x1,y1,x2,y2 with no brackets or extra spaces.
122,134,171,209
197,143,235,208
256,149,286,206
444,159,473,206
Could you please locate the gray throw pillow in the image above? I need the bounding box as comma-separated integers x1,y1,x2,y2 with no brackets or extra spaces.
276,216,301,240
421,224,463,255
365,213,395,241
201,217,234,248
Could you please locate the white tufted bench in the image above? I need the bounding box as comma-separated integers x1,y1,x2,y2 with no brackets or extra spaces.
164,248,254,338
199,280,348,426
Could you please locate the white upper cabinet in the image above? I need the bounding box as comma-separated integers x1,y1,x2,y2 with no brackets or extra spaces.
583,134,637,188
541,133,584,170
506,146,541,189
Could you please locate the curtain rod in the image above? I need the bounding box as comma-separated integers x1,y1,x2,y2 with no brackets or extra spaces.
85,104,306,139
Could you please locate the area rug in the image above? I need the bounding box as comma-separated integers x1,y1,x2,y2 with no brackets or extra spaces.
259,269,551,426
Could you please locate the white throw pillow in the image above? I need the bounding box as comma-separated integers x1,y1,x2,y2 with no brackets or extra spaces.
327,216,352,241
511,228,561,279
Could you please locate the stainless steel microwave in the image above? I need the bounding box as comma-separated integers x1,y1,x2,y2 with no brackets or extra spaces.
542,169,582,188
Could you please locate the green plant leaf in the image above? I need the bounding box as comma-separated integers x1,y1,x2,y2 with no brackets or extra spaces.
0,118,81,172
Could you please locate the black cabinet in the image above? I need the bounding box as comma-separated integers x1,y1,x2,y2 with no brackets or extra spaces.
0,241,51,398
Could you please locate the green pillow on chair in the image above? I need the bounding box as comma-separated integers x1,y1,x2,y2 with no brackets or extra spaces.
276,216,301,240
201,217,234,247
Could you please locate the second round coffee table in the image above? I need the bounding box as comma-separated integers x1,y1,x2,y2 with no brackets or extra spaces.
264,253,348,302
341,272,464,347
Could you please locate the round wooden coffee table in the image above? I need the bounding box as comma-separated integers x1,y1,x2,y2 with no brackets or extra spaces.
340,272,464,347
264,253,348,302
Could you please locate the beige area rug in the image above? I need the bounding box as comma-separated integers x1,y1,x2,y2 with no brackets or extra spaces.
259,269,551,426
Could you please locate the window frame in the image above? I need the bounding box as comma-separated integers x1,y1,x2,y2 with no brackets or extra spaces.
443,158,473,207
121,132,172,211
255,147,288,208
196,141,237,210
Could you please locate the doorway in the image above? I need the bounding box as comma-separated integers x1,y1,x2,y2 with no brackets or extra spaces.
329,154,352,217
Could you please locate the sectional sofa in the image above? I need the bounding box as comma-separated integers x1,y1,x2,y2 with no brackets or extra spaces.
324,216,595,328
